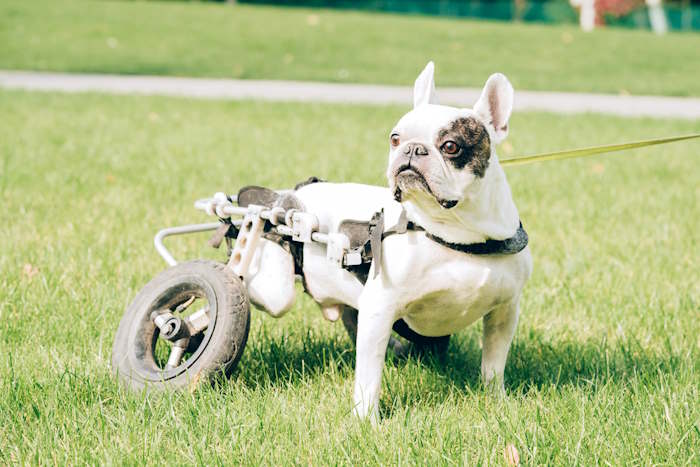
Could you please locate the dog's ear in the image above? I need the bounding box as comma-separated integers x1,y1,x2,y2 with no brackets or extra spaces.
473,73,513,143
413,61,438,108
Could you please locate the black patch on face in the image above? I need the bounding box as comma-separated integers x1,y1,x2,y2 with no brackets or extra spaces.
436,117,491,177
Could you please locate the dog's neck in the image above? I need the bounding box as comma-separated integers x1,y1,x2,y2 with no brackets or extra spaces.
402,156,520,244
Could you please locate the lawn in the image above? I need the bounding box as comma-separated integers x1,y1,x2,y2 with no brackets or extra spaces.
1,0,700,96
0,89,698,464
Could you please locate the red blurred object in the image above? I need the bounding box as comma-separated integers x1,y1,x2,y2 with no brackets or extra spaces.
595,0,645,24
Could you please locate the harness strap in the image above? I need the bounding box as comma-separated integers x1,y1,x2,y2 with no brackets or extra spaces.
382,208,422,240
368,210,384,278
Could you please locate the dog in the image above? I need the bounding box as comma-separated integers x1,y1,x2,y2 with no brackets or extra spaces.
244,62,532,423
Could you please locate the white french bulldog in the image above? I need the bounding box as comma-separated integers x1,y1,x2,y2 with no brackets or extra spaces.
245,62,532,422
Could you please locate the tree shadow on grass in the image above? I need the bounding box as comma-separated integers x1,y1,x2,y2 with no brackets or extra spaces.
231,324,683,404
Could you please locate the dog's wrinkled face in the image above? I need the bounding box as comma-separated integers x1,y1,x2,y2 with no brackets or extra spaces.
387,62,514,210
388,106,491,209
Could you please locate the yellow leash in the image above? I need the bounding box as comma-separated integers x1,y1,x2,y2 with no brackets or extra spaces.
500,133,700,167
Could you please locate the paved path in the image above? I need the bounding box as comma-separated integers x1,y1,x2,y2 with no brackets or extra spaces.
2,70,699,119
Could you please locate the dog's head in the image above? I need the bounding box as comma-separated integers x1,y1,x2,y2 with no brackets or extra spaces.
387,62,514,210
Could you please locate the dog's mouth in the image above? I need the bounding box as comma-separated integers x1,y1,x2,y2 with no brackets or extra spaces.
394,166,459,209
395,166,430,191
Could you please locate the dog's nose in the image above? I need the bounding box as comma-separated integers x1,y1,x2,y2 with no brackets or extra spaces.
403,143,429,157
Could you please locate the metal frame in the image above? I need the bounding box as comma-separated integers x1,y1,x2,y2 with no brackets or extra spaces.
154,222,223,266
153,191,347,277
148,189,363,368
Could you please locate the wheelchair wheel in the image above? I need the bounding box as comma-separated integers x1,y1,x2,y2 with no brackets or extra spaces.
112,260,250,391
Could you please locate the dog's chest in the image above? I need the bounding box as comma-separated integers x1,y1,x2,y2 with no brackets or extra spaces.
400,262,499,336
383,235,525,336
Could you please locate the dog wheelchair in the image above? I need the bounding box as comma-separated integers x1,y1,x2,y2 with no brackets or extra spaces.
111,182,449,391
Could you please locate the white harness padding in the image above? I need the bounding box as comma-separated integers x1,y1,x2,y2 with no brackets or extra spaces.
233,185,306,317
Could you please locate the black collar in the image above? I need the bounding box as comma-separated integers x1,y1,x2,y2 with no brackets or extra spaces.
365,208,527,279
381,209,528,256
424,223,528,255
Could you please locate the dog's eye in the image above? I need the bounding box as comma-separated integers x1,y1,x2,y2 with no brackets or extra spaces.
442,141,459,155
390,134,400,147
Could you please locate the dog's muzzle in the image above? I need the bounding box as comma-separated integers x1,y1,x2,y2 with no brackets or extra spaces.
393,165,459,209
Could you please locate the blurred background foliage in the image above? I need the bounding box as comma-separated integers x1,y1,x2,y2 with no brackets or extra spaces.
166,0,700,30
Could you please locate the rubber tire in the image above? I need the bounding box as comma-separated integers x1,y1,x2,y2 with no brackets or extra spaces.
111,260,250,391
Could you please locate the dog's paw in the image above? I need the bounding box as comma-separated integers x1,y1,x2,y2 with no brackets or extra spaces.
482,377,506,398
352,402,381,427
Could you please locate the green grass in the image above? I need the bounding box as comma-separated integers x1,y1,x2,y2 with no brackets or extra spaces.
2,0,700,96
0,90,698,464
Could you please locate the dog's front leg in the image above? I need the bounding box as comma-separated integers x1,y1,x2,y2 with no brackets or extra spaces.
353,289,396,424
481,300,520,394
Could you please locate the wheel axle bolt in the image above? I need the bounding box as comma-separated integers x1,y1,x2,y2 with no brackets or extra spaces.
152,311,183,340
